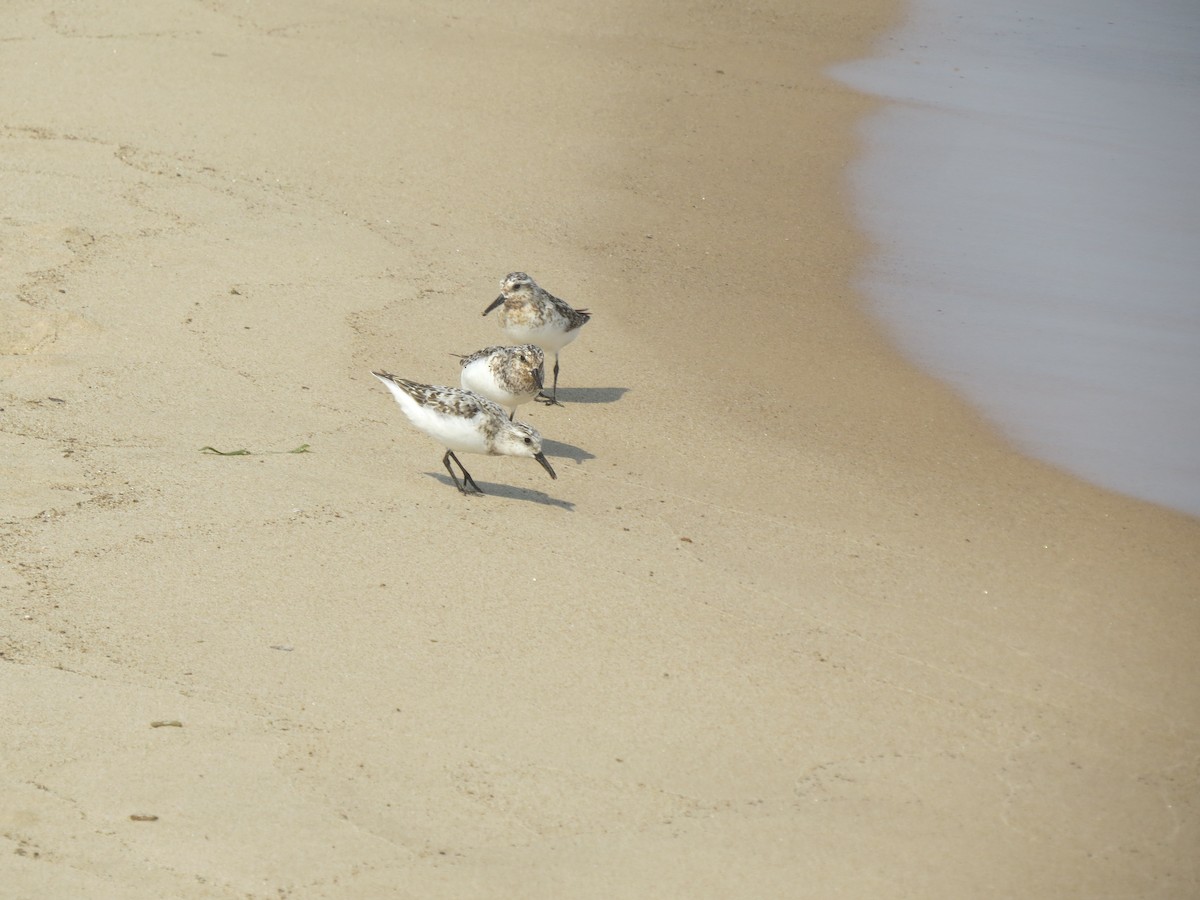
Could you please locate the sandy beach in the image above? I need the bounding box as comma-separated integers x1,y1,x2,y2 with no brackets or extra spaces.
2,1,1197,897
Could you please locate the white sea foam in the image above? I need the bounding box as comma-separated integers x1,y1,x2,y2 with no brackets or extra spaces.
831,0,1200,518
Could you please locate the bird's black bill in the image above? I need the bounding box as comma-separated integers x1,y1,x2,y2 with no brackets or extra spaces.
534,452,557,480
482,295,504,316
532,367,544,391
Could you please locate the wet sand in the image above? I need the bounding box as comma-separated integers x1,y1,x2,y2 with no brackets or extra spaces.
2,1,1197,897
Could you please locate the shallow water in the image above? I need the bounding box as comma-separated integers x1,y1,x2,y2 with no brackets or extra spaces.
831,0,1200,518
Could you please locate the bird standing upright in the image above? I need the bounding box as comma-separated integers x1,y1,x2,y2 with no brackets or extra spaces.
482,272,590,405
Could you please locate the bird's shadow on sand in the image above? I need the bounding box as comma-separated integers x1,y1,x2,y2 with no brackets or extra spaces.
422,473,575,510
541,438,595,465
541,386,629,405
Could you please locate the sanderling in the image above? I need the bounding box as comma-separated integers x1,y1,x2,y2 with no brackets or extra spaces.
456,344,545,420
481,272,590,405
372,371,556,494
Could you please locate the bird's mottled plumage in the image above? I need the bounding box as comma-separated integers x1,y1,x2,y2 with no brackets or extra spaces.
481,272,590,404
457,344,545,419
372,371,556,494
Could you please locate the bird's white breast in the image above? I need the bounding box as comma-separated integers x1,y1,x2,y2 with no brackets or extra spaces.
501,317,580,354
460,357,511,409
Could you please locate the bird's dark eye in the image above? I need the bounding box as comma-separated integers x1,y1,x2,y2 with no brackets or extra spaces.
523,437,531,444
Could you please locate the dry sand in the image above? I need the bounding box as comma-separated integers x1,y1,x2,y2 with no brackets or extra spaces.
2,1,1197,897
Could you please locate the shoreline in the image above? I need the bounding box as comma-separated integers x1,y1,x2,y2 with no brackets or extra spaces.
832,0,1200,519
3,1,1198,897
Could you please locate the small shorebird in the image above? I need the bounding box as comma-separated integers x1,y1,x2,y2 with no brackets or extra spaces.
482,272,590,405
455,344,545,420
372,371,556,495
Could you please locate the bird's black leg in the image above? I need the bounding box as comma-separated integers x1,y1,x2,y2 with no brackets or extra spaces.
442,451,464,492
537,355,564,406
445,450,483,495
